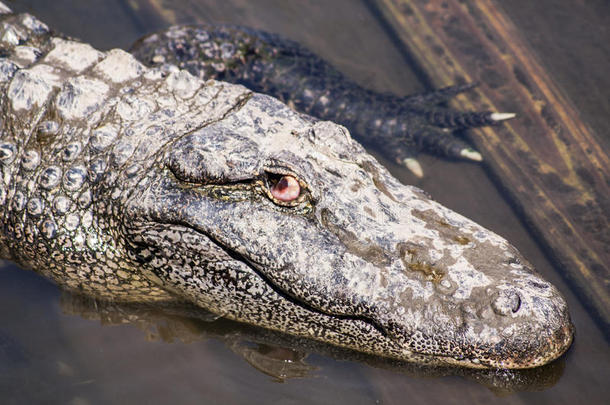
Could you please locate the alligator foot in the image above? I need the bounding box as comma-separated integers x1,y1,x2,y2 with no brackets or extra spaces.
375,83,516,177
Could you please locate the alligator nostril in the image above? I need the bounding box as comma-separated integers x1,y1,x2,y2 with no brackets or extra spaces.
492,290,521,316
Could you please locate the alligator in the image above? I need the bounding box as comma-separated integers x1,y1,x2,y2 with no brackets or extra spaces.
0,3,573,369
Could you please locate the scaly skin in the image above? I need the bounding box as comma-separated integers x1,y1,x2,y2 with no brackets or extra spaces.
0,4,572,369
131,24,515,177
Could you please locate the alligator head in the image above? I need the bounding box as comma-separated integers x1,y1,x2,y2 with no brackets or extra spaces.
121,90,572,369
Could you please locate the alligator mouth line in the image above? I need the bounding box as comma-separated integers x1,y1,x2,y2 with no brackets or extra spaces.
170,220,394,339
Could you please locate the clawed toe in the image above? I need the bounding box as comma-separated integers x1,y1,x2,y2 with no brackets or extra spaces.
460,148,483,161
402,157,424,178
490,112,516,122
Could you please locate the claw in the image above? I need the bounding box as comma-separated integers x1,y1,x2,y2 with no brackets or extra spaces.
402,157,424,178
460,148,483,162
490,112,516,121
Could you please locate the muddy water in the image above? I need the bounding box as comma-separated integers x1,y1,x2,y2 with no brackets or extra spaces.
1,0,608,404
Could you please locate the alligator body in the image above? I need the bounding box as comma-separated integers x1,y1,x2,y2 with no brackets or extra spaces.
0,4,573,369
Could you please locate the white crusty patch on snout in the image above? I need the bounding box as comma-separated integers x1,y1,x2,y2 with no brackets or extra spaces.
447,256,490,300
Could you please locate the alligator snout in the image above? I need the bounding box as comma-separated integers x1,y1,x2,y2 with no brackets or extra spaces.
363,250,573,368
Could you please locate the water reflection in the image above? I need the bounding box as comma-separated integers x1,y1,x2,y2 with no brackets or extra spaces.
59,290,566,393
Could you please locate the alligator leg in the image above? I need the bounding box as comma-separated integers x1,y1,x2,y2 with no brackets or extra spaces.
131,25,514,177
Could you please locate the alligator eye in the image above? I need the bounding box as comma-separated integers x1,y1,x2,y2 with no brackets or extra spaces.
270,175,301,202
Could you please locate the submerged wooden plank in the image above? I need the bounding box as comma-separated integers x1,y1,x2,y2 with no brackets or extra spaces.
375,0,609,332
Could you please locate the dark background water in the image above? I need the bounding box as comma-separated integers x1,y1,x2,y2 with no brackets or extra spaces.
1,0,608,404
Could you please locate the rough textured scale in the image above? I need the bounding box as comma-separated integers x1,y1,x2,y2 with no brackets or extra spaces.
0,3,572,369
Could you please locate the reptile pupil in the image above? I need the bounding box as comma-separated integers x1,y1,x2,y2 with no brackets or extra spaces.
270,175,300,202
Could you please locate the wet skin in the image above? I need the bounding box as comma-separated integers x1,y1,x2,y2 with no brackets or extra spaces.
0,4,573,369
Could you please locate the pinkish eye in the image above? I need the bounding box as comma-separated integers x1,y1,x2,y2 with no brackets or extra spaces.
270,175,301,202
